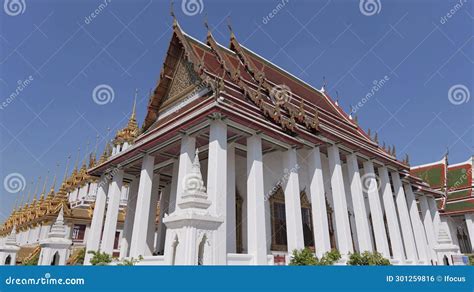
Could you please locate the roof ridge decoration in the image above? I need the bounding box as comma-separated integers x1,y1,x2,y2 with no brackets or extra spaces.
205,30,306,133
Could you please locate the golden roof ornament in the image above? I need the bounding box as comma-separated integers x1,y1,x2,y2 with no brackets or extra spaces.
114,90,140,146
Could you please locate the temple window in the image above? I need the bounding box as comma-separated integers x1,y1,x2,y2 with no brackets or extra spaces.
72,224,86,242
269,186,315,251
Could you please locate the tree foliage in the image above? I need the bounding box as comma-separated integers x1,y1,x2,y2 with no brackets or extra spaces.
347,251,391,266
88,251,112,266
289,248,341,266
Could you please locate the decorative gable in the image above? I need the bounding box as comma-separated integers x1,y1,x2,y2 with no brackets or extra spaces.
161,54,201,111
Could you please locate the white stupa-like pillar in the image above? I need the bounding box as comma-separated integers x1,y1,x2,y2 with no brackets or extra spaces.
346,153,372,252
101,168,124,254
38,207,72,266
307,147,331,258
363,160,390,257
246,134,268,265
84,174,110,265
391,171,418,263
327,145,353,257
0,227,20,266
175,135,196,212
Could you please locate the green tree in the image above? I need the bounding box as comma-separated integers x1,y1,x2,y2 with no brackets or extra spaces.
347,251,391,266
289,248,341,266
88,251,112,266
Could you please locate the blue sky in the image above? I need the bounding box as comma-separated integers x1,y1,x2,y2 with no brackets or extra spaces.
0,0,472,220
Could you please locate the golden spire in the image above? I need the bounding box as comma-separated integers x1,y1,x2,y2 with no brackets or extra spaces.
27,177,40,208
131,89,137,121
39,170,49,201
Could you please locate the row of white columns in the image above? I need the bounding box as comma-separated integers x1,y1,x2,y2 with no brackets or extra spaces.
272,144,441,265
84,121,442,265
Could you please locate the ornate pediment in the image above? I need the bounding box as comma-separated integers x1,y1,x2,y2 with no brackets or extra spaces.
160,54,201,111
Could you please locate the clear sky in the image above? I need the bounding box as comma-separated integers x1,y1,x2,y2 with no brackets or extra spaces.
0,0,472,221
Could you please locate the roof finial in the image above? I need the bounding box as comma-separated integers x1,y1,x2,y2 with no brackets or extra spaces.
204,13,210,32
321,76,327,92
73,147,80,172
51,163,59,192
227,17,234,38
170,0,177,26
61,155,71,187
30,176,41,204
131,89,138,120
41,170,50,197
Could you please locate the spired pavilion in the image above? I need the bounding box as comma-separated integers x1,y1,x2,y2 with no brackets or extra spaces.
411,156,474,262
0,16,468,266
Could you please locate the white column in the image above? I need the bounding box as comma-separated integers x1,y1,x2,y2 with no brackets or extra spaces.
363,161,390,257
84,174,109,265
129,154,156,258
246,134,267,264
465,214,474,253
120,178,139,258
327,145,353,256
146,173,160,256
176,135,196,211
307,147,331,258
404,184,430,263
346,153,372,252
282,148,304,252
428,197,441,237
378,166,404,261
391,172,418,263
206,119,227,264
100,169,124,255
227,144,236,254
419,195,437,263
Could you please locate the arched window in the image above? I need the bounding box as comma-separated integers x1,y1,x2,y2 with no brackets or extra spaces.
269,187,315,251
5,255,11,265
197,234,207,265
51,252,60,266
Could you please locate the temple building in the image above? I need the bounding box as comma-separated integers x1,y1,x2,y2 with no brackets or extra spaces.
0,17,469,266
411,156,474,262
